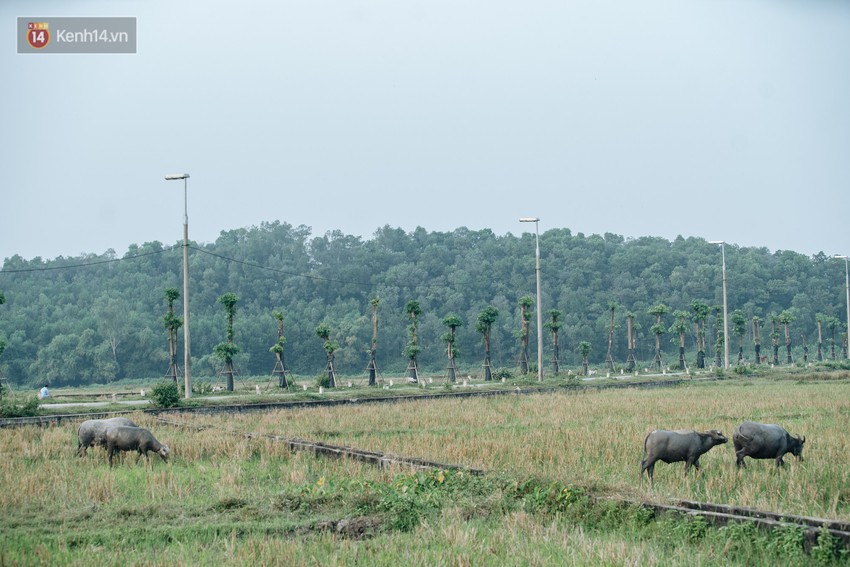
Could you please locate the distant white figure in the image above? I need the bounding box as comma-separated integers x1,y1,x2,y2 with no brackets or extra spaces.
255,385,261,395
38,384,49,400
140,389,145,397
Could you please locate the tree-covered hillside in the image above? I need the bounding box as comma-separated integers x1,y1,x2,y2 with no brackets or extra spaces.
0,222,846,387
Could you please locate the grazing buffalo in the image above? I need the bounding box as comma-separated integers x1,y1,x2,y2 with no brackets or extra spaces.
105,426,170,467
640,429,728,481
733,421,805,468
77,417,139,456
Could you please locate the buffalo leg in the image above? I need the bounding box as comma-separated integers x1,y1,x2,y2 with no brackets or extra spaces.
640,458,656,481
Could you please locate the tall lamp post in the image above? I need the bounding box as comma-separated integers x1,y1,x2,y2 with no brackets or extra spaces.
520,217,543,382
835,255,850,360
709,240,729,369
165,173,192,398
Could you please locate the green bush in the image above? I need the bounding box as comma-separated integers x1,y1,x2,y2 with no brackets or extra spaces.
492,368,514,381
733,365,753,376
192,380,214,395
150,381,180,408
0,395,40,418
316,372,333,388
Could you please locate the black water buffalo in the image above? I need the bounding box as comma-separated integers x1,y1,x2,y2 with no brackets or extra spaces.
105,426,170,467
77,417,139,456
640,429,728,481
733,421,805,468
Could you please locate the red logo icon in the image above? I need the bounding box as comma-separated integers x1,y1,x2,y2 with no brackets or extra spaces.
26,22,50,49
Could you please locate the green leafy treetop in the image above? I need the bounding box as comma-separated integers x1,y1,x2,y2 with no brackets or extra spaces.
545,309,562,331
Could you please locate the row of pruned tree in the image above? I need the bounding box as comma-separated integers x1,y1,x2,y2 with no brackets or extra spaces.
163,286,849,388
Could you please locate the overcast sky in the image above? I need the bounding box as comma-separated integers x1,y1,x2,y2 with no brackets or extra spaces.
2,0,848,262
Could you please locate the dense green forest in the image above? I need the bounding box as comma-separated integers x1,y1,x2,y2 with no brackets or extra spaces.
0,222,847,387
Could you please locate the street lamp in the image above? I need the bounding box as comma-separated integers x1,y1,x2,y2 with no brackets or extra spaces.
709,240,730,369
835,255,850,360
520,217,543,382
165,173,192,398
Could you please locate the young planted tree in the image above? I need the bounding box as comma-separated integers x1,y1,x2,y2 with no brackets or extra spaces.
545,309,562,375
517,295,535,375
731,309,747,364
214,293,240,391
476,306,499,381
752,316,763,364
441,313,463,383
404,300,422,383
691,300,709,369
714,306,725,368
826,316,840,360
816,314,825,362
0,338,5,399
315,323,338,388
668,310,690,371
0,291,5,398
162,288,182,382
648,303,669,371
778,309,794,364
367,298,379,386
625,312,637,372
605,302,617,372
801,333,808,364
270,310,290,388
770,315,780,366
578,341,592,376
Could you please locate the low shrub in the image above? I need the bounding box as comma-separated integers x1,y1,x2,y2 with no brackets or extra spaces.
192,380,214,395
0,395,40,417
150,381,180,408
492,368,514,381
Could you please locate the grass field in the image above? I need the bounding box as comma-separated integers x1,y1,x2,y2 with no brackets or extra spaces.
201,376,850,521
1,375,848,565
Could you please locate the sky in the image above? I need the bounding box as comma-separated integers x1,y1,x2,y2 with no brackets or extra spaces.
2,0,849,262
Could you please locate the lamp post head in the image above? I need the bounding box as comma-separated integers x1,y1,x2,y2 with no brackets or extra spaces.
708,240,725,245
165,173,190,180
519,217,540,223
834,255,848,260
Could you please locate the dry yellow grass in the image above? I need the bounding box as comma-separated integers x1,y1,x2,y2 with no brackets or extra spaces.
180,379,850,521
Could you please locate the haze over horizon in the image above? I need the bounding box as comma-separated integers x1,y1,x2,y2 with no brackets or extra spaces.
2,0,848,262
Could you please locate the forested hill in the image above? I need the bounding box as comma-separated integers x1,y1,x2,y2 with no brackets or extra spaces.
0,222,846,387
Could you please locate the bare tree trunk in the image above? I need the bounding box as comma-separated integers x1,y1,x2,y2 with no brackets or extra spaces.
447,328,457,383
483,334,492,381
520,307,530,375
606,308,615,371
368,303,378,386
626,316,636,372
552,330,560,375
327,352,336,388
784,324,792,364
